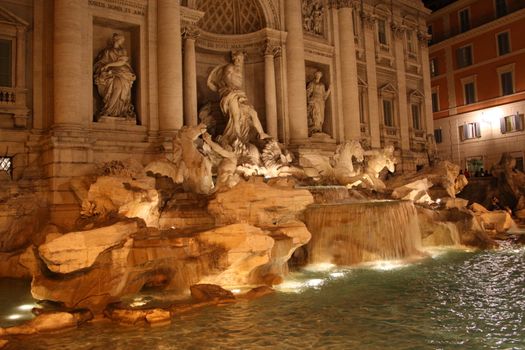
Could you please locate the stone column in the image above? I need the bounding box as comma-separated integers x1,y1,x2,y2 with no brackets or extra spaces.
284,0,309,141
158,0,183,133
53,0,83,127
418,31,435,138
362,13,381,148
182,26,200,127
262,41,279,139
335,3,360,141
392,23,410,152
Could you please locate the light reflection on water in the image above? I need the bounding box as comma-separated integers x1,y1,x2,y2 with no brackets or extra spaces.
2,246,525,350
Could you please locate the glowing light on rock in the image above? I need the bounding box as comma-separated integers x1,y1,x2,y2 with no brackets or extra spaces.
231,289,241,294
17,304,36,311
7,314,23,320
304,263,335,272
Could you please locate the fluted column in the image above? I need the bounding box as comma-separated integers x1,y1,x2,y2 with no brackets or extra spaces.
362,12,381,148
262,41,279,139
182,26,199,126
53,0,83,127
285,0,309,141
418,30,434,136
158,0,183,133
392,23,410,152
335,2,360,141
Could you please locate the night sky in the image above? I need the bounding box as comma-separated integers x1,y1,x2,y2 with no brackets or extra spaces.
422,0,457,11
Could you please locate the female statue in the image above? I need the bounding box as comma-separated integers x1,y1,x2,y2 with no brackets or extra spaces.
94,33,136,120
307,70,331,135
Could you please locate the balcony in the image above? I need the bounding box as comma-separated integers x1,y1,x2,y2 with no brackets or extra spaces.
0,87,30,128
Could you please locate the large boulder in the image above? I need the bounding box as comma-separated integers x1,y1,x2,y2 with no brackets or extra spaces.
38,221,140,274
417,207,497,249
388,160,462,200
208,177,314,227
31,220,303,313
79,160,160,227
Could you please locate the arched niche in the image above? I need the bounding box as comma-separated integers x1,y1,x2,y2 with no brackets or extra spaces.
183,0,286,135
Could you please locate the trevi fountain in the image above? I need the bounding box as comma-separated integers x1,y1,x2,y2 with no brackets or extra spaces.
0,0,524,349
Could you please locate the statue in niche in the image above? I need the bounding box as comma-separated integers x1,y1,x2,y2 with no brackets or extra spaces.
302,0,324,36
207,51,269,148
94,33,136,121
306,70,331,136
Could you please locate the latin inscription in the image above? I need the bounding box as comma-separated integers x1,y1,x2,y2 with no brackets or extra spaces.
88,0,147,16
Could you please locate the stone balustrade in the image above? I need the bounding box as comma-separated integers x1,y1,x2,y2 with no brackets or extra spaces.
0,87,16,104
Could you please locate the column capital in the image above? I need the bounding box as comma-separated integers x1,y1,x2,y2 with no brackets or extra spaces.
182,25,200,41
390,22,407,39
260,40,281,57
328,0,359,10
361,12,377,29
417,30,432,47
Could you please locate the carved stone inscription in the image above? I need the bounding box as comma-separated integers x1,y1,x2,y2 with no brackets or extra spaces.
88,0,147,16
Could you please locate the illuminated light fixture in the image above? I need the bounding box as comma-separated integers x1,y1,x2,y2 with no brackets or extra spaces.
7,314,23,320
17,304,36,311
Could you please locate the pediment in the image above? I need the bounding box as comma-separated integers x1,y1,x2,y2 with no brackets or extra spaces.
378,82,397,95
409,89,425,99
0,6,29,28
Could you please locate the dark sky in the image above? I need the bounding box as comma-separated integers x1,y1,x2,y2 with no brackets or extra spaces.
423,0,457,11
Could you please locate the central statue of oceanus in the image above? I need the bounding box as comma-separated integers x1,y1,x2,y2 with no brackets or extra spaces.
206,51,270,147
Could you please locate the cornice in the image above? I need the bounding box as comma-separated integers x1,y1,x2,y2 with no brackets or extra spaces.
429,7,525,51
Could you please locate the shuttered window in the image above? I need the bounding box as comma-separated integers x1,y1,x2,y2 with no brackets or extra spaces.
500,113,524,134
459,122,481,141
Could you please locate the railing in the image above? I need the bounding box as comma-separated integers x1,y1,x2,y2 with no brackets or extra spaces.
381,125,399,137
0,87,16,104
410,128,426,139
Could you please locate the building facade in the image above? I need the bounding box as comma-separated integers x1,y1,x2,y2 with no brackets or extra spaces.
429,0,525,173
0,0,432,225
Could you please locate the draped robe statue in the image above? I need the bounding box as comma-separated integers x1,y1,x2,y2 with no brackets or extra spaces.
207,51,269,148
94,33,136,120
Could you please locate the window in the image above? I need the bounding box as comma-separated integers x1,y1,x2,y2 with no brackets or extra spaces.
431,92,439,112
500,113,524,134
428,25,433,44
0,156,12,179
500,71,514,95
352,10,359,37
459,122,481,141
407,31,417,57
378,19,388,45
434,129,443,143
457,45,472,68
411,104,421,130
430,58,438,77
497,32,510,56
495,0,508,18
359,90,366,124
0,39,12,87
383,99,394,126
464,82,476,104
459,9,470,33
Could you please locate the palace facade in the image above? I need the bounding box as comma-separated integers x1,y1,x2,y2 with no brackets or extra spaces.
0,0,432,224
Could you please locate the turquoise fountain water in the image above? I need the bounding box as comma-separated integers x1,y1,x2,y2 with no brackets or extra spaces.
1,245,524,349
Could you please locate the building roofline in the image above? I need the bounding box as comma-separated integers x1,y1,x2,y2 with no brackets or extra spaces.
429,7,525,51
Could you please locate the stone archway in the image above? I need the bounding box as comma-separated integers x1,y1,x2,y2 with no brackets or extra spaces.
185,0,280,32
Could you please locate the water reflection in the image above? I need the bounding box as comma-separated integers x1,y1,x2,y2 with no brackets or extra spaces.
1,246,524,349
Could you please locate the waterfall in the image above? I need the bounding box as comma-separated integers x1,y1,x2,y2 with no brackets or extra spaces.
304,200,423,265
